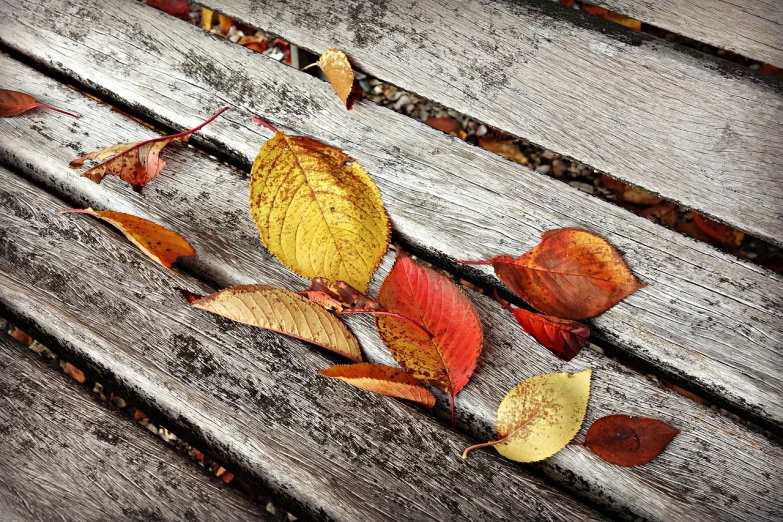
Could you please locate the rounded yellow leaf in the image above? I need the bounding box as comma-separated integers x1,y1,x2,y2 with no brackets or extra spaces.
250,131,390,292
494,369,592,463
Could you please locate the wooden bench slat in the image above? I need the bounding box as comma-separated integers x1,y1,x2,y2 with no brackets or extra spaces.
590,0,783,68
2,59,782,522
196,0,783,245
0,168,609,522
0,331,276,522
2,0,780,433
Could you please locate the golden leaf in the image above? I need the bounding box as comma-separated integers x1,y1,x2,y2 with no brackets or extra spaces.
201,7,214,30
249,130,389,292
189,284,362,361
319,363,435,408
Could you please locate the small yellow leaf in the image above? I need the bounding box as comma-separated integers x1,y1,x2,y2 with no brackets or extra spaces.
190,284,363,361
319,363,436,408
317,48,361,109
201,7,214,30
249,130,389,292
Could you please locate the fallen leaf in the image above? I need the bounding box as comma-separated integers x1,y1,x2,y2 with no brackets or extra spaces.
677,220,722,247
319,363,436,408
478,136,528,165
463,369,592,462
691,212,743,249
144,0,190,16
219,471,235,484
192,448,205,461
300,277,384,313
581,5,608,16
133,410,148,420
494,289,588,361
201,7,214,30
460,228,645,320
218,14,233,33
64,362,86,383
61,208,195,273
311,48,361,109
640,203,678,228
9,328,33,346
376,246,483,424
249,122,389,292
665,382,709,406
0,89,79,118
70,106,228,192
189,284,363,361
584,415,679,466
425,117,467,140
604,12,642,30
238,35,267,53
600,175,662,205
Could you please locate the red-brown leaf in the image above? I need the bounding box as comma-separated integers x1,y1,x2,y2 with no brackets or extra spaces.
144,0,191,16
691,212,743,249
376,246,483,423
319,363,436,408
300,277,385,313
0,89,78,118
425,116,467,139
494,290,588,361
584,415,679,466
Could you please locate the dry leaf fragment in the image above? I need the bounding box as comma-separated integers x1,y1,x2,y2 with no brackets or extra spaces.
425,117,467,140
144,0,190,16
691,212,744,249
64,362,86,383
238,35,267,53
376,246,483,424
249,123,390,292
307,48,362,109
603,11,642,30
60,208,196,273
600,175,662,205
494,289,588,361
640,203,678,228
584,415,679,466
218,14,233,33
201,7,214,30
0,89,79,118
319,363,436,408
463,369,592,462
460,228,645,320
188,284,363,361
478,136,528,165
70,106,228,192
9,328,33,346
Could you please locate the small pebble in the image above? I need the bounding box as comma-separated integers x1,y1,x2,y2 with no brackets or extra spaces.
112,396,127,409
404,103,415,114
569,181,595,194
542,150,556,160
394,94,411,110
552,159,567,177
372,85,383,95
476,124,487,137
535,164,551,174
229,34,242,43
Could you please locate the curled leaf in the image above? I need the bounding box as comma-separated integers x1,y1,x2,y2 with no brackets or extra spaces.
463,369,592,462
319,363,435,408
640,203,678,228
189,284,362,361
494,289,588,361
61,208,195,273
300,277,385,313
584,415,679,466
0,88,78,118
460,228,645,320
310,48,362,109
249,127,389,292
218,14,233,33
376,246,483,424
70,106,228,192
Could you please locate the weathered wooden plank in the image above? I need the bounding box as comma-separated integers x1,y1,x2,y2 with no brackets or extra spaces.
196,0,783,245
1,58,782,522
0,169,610,522
0,331,276,522
1,0,780,434
590,0,783,68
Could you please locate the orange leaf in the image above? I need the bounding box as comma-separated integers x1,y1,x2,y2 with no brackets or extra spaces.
64,363,86,383
460,229,645,320
9,328,33,346
478,136,528,164
69,107,228,192
581,5,608,16
133,410,148,420
494,290,588,361
376,246,483,424
218,14,233,33
584,415,679,466
600,175,662,205
144,0,190,16
238,35,267,53
319,363,436,408
640,203,678,228
604,12,642,30
691,212,743,249
60,208,196,273
425,117,467,140
192,448,205,461
0,88,78,118
314,48,361,109
219,471,235,484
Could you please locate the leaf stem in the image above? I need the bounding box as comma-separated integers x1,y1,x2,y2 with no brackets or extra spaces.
462,427,521,459
34,102,79,118
455,259,492,266
60,208,97,216
252,115,278,132
300,62,319,71
335,310,433,338
493,288,514,312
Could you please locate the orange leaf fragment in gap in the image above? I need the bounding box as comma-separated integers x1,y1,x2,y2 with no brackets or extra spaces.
459,228,645,320
144,0,191,16
218,14,233,33
376,246,483,424
133,410,148,421
603,11,642,30
478,136,528,165
640,203,678,228
64,363,86,384
69,106,228,192
600,175,662,205
192,448,205,462
691,212,743,249
306,48,362,109
0,89,79,118
425,117,467,140
319,363,436,408
580,5,608,16
60,208,196,273
584,415,679,466
238,35,267,53
494,289,588,362
9,328,33,346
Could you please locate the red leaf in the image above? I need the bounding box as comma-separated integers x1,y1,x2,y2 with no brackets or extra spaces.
494,290,588,361
691,212,743,249
0,89,79,118
584,415,679,466
64,363,86,384
144,0,191,16
376,246,483,424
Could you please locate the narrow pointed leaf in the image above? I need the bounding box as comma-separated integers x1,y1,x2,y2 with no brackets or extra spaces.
0,88,78,118
585,415,679,467
70,107,228,192
61,208,195,272
319,363,435,408
249,129,389,292
189,284,362,361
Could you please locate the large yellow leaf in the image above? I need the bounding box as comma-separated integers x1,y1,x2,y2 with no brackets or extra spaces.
189,284,362,361
463,369,591,462
249,131,389,292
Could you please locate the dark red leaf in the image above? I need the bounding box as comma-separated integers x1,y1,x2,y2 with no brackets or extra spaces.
144,0,191,16
585,415,679,466
0,89,79,118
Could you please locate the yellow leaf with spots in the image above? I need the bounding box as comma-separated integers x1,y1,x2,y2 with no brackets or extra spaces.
463,369,591,462
249,129,389,293
188,284,362,361
60,208,195,273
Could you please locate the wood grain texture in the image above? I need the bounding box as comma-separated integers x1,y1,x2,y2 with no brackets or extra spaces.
0,331,275,522
1,58,782,522
0,1,780,434
196,0,783,245
0,170,609,522
590,0,783,68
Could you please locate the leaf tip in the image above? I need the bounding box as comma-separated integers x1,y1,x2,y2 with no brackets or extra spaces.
178,288,204,305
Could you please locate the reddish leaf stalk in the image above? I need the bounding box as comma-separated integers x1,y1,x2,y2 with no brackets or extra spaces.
33,102,79,118
462,424,527,459
455,259,493,266
493,288,513,312
252,115,278,132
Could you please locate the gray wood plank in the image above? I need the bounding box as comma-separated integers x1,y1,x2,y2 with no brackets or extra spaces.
1,0,780,434
194,0,783,245
0,331,276,522
0,168,610,522
590,0,783,68
1,57,782,522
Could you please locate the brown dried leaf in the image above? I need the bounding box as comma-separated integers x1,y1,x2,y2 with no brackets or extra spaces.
425,117,467,140
317,48,357,109
478,136,528,165
319,363,436,408
64,363,86,383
